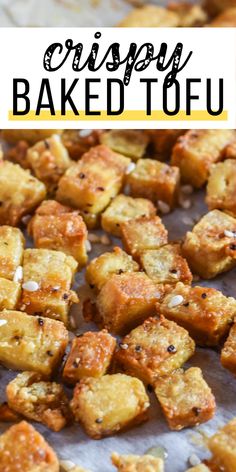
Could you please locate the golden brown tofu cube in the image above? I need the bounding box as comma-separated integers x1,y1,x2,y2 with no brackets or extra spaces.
100,130,149,161
0,160,46,226
222,140,236,160
56,145,130,215
63,330,116,384
221,322,236,374
183,210,236,279
26,134,72,193
168,3,208,26
127,158,180,209
121,215,168,261
70,373,149,439
154,367,216,431
0,277,21,310
209,7,236,25
1,129,61,145
28,200,88,266
146,130,185,160
0,310,68,376
204,0,236,15
0,226,24,280
157,282,236,346
206,160,236,217
62,129,103,160
118,5,179,26
0,420,59,471
101,195,157,237
6,140,30,169
20,249,78,325
6,371,71,432
85,247,139,291
140,243,192,285
111,452,164,472
171,130,236,188
114,316,195,385
208,417,236,472
96,272,163,335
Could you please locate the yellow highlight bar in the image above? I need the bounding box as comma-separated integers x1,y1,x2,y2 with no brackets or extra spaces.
8,110,228,121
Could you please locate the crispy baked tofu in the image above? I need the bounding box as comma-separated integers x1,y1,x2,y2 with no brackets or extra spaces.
70,374,149,439
209,7,236,25
85,247,139,291
0,160,46,226
221,322,236,374
56,145,130,215
111,452,164,472
95,272,163,335
208,417,236,472
26,134,72,193
118,5,179,26
114,316,195,385
0,310,68,376
6,140,29,168
20,248,78,325
101,195,156,238
168,3,208,26
171,130,236,188
0,226,24,280
100,130,149,161
140,243,192,285
0,420,59,471
63,330,116,384
62,129,103,160
145,130,185,160
204,0,236,15
1,129,61,145
6,371,71,432
154,367,215,431
222,140,236,160
0,277,21,310
127,158,180,208
157,282,236,346
206,160,236,216
121,216,168,262
0,402,21,422
28,200,88,266
183,210,236,279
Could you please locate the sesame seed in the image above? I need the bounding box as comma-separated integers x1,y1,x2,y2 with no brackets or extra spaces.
181,184,193,195
179,194,192,209
88,233,100,243
0,320,7,327
168,295,184,308
85,240,92,252
119,343,129,350
224,229,236,238
182,216,194,226
13,266,23,283
21,214,31,225
188,454,201,467
79,129,92,138
60,460,76,471
100,234,111,245
22,281,39,292
157,200,170,214
126,162,136,174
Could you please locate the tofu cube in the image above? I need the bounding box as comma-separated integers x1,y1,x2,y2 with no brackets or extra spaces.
114,316,195,385
85,247,139,291
26,134,72,193
0,226,24,280
208,417,236,472
6,371,71,432
70,373,149,439
171,130,235,188
0,310,68,376
101,194,156,237
121,215,168,261
183,210,236,279
111,453,164,472
146,130,185,160
154,367,216,430
221,322,236,374
140,243,192,285
0,277,21,310
6,140,30,169
100,130,149,160
157,282,236,346
62,129,103,160
0,160,46,226
222,140,236,160
20,249,78,325
96,272,163,335
118,5,179,26
28,200,88,266
209,7,236,26
168,3,207,26
56,145,130,215
206,160,236,216
127,158,180,208
1,129,61,145
63,330,116,384
0,403,21,423
0,421,59,472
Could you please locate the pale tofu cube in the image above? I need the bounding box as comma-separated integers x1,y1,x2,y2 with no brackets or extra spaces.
206,160,236,216
0,278,21,310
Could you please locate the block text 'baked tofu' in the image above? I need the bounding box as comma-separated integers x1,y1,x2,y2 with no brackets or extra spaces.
154,367,216,430
221,322,236,374
111,452,164,472
208,417,236,472
157,282,236,346
114,316,195,385
71,374,149,439
0,310,68,376
0,226,24,280
206,160,236,216
183,210,236,279
100,130,149,160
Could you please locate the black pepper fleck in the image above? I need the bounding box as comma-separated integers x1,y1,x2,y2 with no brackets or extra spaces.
38,318,44,326
46,350,53,357
230,244,236,250
89,284,95,289
170,269,177,274
63,293,69,300
97,187,104,191
95,418,103,424
201,293,207,299
73,361,79,368
147,384,153,392
117,269,124,275
183,302,189,307
192,407,201,416
135,345,142,353
44,140,50,149
79,173,85,179
167,345,177,353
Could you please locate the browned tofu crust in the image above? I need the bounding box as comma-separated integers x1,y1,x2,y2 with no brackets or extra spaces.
208,417,236,472
0,420,59,471
114,316,195,385
154,367,216,430
100,130,149,160
62,129,103,160
70,374,149,439
209,6,236,25
63,330,116,384
0,226,25,281
0,402,22,422
168,3,208,26
204,0,236,15
206,160,236,216
221,322,236,374
6,140,30,169
111,452,164,472
146,130,185,160
118,5,179,26
157,282,236,346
